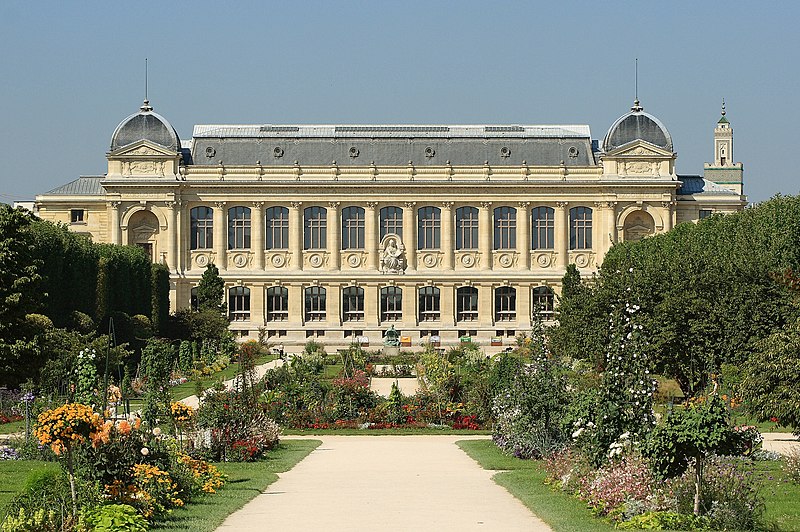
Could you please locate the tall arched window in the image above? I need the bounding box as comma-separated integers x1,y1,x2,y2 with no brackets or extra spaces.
418,286,440,322
266,286,288,322
380,206,403,239
341,206,365,249
266,206,289,250
190,206,213,250
228,206,251,249
304,286,326,322
228,286,250,321
342,286,365,322
304,206,327,249
532,286,555,319
495,286,516,322
380,286,402,322
569,207,592,250
455,206,479,250
456,286,478,322
493,206,517,250
418,206,441,249
531,206,555,250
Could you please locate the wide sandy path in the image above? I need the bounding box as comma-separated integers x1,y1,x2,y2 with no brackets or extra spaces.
217,435,551,531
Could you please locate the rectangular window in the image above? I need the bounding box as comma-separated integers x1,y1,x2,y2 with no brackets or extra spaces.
380,206,403,239
456,207,479,250
495,286,516,322
70,209,85,223
380,287,403,322
304,286,327,322
341,206,365,249
342,286,365,322
190,206,214,250
228,286,251,322
418,286,440,322
304,207,327,250
266,287,289,322
417,207,441,249
228,206,252,250
266,206,289,249
493,207,517,250
699,209,713,220
456,287,479,322
531,206,555,250
569,207,593,250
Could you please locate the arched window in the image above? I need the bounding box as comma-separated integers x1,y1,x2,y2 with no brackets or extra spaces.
304,206,327,250
455,206,479,250
531,206,554,250
532,286,555,320
456,286,478,322
266,286,288,322
190,206,213,250
418,286,440,322
341,206,365,249
569,207,592,250
380,286,402,322
342,286,365,322
228,206,251,249
380,206,403,239
190,286,199,311
228,286,250,321
493,206,517,250
417,206,441,249
304,286,326,322
495,286,516,322
266,206,289,250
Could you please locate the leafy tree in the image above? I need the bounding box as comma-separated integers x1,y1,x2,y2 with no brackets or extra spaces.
0,205,42,341
739,318,800,435
140,338,175,426
197,263,225,313
151,263,171,334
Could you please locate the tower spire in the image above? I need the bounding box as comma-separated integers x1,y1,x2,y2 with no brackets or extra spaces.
140,58,152,112
631,58,643,112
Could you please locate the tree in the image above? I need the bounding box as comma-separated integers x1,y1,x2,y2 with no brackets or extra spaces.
0,205,42,340
197,263,225,313
740,318,800,435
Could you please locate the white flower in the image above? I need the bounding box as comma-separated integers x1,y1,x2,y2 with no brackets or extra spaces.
152,427,162,436
572,428,585,439
140,447,149,456
629,268,634,273
619,432,630,440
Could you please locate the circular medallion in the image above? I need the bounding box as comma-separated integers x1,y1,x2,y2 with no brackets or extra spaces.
309,253,323,268
575,253,589,267
271,254,285,268
498,253,513,267
422,253,437,267
195,254,208,267
536,254,551,267
461,254,475,267
233,253,248,268
347,254,361,267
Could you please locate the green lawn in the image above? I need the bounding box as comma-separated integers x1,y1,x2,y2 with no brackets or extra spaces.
169,354,277,401
457,439,614,532
0,460,59,514
755,460,800,531
0,420,25,435
150,439,319,532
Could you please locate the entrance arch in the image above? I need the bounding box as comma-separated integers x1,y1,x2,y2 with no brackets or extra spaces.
127,210,160,260
622,210,655,242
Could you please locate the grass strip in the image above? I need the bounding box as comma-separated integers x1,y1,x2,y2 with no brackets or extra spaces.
0,420,25,435
169,354,277,401
150,439,320,532
456,439,614,532
0,460,59,514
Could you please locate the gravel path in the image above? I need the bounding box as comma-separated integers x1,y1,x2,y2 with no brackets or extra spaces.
216,435,551,531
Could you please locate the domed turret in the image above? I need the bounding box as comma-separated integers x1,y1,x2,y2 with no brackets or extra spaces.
109,100,180,152
602,100,673,153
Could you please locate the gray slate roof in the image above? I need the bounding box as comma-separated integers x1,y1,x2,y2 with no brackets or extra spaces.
603,109,673,153
190,124,596,167
43,176,104,196
677,176,738,196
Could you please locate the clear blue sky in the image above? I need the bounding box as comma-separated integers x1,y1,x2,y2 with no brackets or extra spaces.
1,1,796,204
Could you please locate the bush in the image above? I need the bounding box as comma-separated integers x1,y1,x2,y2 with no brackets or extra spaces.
616,511,710,530
80,504,147,532
785,448,800,484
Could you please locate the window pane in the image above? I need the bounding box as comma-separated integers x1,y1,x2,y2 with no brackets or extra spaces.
228,206,252,250
341,206,365,249
532,286,555,319
190,206,213,250
495,286,516,321
266,206,289,250
418,286,440,321
228,286,251,321
380,206,403,240
342,286,365,322
456,286,478,322
417,207,441,249
456,207,479,250
493,207,516,250
380,286,402,321
531,206,554,250
266,286,289,322
304,207,327,250
304,286,327,321
569,207,592,250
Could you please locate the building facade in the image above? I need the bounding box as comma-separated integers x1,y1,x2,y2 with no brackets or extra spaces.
35,99,746,347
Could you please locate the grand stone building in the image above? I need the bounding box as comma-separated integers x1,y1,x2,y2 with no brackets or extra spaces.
35,99,746,347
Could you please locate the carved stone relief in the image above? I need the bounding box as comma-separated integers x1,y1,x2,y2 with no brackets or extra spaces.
380,234,406,274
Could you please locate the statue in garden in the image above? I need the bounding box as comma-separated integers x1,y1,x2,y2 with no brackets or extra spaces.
384,325,401,347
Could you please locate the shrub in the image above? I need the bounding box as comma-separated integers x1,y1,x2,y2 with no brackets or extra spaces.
577,456,656,518
785,448,800,484
80,504,147,532
616,511,710,530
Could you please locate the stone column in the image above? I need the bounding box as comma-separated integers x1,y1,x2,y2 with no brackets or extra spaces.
366,202,379,270
402,282,417,328
327,202,341,270
439,283,455,327
176,202,185,273
213,201,227,270
517,202,530,270
288,283,304,326
290,201,303,271
402,202,417,270
251,201,265,270
555,201,569,270
662,200,675,231
441,202,454,270
166,201,179,272
479,202,493,271
109,201,121,245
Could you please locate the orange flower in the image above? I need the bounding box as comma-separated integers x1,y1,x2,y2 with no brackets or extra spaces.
118,420,131,435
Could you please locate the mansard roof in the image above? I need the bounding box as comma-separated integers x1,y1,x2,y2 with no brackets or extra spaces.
43,176,104,196
189,124,597,167
677,175,739,196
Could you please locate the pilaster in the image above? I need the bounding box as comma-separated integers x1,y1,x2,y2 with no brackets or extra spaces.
213,201,227,270
366,202,379,270
327,202,341,270
251,201,265,270
290,202,303,271
441,202,454,270
479,202,492,271
555,201,569,269
287,283,303,326
517,201,530,270
109,201,121,245
403,202,417,270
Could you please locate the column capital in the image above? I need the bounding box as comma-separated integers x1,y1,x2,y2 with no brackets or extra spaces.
403,201,417,209
441,201,454,210
327,201,341,209
555,201,569,209
109,201,122,209
213,201,227,209
290,201,303,209
480,201,493,210
252,201,265,209
661,200,676,208
517,201,530,209
366,201,379,210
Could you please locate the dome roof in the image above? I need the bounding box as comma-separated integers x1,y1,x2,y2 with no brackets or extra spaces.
109,100,180,152
602,100,673,153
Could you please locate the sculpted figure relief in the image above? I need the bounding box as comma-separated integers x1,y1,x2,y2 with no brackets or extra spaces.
381,236,406,274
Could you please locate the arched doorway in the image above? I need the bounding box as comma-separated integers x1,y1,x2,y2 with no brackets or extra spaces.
623,211,655,242
127,210,160,261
